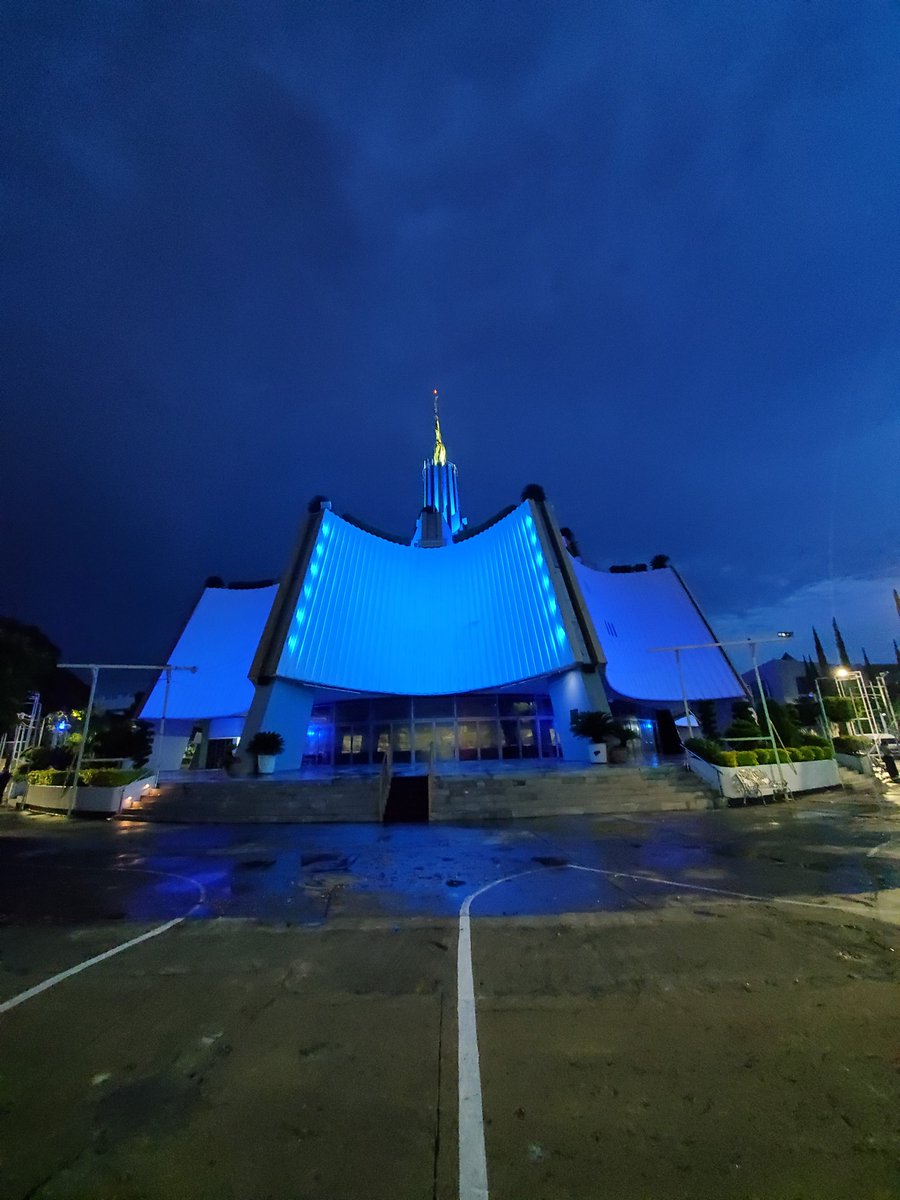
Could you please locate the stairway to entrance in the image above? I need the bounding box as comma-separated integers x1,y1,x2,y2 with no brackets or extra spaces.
383,774,430,823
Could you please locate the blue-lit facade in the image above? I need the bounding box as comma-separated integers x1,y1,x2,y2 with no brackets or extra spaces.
276,506,573,696
141,406,746,770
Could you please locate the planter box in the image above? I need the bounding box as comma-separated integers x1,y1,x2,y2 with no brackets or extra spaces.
26,775,155,815
687,756,839,799
836,752,871,776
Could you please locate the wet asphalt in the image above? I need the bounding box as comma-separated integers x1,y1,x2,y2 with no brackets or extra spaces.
1,791,898,929
2,793,900,1200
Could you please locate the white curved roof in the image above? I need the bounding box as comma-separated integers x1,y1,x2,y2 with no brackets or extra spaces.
570,560,744,701
276,505,576,694
141,584,277,720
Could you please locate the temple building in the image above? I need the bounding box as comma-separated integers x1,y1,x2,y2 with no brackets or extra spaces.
141,396,745,770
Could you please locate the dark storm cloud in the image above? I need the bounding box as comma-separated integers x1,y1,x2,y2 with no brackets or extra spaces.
2,0,898,665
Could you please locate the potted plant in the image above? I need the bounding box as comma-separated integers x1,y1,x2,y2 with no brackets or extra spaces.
570,710,616,764
246,731,285,775
610,723,637,763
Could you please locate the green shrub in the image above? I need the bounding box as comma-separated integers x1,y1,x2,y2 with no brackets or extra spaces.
722,720,768,750
716,750,759,767
793,696,821,728
20,745,74,770
756,748,792,764
27,769,69,786
760,699,802,747
80,768,148,787
683,737,725,765
27,768,149,788
833,736,869,756
799,734,828,748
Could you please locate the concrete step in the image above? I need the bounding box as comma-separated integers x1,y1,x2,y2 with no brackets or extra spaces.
431,766,715,820
123,778,382,823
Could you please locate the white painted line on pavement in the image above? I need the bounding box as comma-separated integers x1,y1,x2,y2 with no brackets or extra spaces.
0,867,206,1016
457,868,546,1200
566,864,874,911
457,859,891,1198
866,840,893,858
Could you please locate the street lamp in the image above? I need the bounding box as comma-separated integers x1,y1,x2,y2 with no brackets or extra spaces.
58,662,197,817
649,633,794,792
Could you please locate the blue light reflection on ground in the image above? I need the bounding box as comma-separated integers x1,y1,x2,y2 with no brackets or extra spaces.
3,802,896,927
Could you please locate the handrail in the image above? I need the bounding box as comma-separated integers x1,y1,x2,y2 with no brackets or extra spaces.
427,742,436,820
683,748,725,796
378,743,393,821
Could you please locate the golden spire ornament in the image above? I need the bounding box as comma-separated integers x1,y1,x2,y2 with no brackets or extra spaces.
432,388,447,466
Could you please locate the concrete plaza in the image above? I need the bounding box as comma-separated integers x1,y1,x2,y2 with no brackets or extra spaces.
0,793,898,1199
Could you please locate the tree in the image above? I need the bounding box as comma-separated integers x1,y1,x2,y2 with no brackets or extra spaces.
832,617,851,669
723,700,767,749
793,695,819,728
812,627,829,675
696,700,719,740
760,698,801,746
824,695,856,735
0,618,60,731
559,527,581,557
894,639,900,667
90,714,154,767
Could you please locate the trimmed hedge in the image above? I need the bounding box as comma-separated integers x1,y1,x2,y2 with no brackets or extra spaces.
719,750,760,767
756,748,790,764
687,740,834,768
833,736,869,756
27,768,150,787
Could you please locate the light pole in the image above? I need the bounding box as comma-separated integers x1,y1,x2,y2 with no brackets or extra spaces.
812,677,836,759
58,662,196,816
650,633,793,792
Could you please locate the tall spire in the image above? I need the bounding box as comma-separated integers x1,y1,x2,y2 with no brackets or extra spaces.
415,387,465,543
432,388,447,466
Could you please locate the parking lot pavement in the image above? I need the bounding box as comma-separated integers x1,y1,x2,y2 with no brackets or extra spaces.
0,795,898,1198
472,901,900,1200
0,919,457,1200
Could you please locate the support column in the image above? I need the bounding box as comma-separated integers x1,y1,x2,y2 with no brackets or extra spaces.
239,678,316,771
548,667,611,763
189,719,211,771
149,719,193,772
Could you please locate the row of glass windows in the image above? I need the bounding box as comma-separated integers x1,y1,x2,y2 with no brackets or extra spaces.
304,693,560,766
310,693,554,723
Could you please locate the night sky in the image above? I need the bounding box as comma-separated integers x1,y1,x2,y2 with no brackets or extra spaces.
4,1,899,684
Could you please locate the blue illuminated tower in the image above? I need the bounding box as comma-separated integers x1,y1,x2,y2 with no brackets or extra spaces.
421,389,464,537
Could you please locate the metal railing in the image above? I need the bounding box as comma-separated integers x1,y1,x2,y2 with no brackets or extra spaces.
378,744,393,821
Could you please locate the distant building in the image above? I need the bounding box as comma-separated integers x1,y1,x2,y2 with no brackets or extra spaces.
742,654,813,705
141,401,746,770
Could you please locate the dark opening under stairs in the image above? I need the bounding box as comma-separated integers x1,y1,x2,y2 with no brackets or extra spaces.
382,774,430,823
